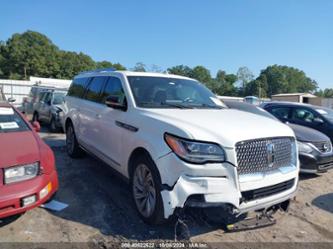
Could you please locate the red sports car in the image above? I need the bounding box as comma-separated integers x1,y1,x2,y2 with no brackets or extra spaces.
0,102,58,219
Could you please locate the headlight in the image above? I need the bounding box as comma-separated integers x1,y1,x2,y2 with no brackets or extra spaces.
4,162,39,184
297,141,313,154
164,133,226,163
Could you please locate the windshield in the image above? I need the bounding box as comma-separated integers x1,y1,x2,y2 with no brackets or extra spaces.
127,76,225,109
0,107,29,133
53,92,66,105
316,107,333,122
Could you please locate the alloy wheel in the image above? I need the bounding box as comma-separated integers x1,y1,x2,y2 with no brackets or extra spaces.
133,164,157,218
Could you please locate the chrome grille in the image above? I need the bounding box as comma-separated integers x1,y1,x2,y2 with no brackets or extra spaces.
311,141,332,153
236,137,295,175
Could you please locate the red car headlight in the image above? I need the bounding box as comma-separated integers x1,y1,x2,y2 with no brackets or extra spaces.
4,162,40,184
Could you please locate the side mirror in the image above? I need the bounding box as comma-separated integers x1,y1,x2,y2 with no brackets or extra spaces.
31,121,41,132
8,97,16,103
105,96,127,111
314,117,324,124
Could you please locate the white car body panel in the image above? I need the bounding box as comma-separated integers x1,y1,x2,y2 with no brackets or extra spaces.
62,71,299,219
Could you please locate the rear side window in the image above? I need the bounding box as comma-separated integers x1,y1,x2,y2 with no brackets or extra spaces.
41,92,52,104
84,77,108,103
101,77,125,103
68,77,89,98
0,107,29,133
269,107,291,120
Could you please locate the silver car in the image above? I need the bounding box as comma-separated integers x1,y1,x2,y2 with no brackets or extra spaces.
32,90,67,132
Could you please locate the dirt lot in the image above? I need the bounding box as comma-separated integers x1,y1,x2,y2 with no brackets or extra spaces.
0,129,333,245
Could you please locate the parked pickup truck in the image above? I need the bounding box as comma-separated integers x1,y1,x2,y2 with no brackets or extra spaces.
62,69,299,225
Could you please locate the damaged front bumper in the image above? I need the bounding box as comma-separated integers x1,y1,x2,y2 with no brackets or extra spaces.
158,153,298,219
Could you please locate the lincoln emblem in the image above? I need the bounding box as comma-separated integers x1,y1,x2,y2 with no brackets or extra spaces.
267,143,275,167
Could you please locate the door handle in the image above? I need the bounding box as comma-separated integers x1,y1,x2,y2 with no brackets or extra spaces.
96,114,102,119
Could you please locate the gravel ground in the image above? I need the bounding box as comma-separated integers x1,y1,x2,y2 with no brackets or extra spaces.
0,129,332,245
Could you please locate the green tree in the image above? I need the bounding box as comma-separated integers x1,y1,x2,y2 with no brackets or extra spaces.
112,63,126,71
96,61,126,71
0,42,5,77
212,70,238,96
316,88,333,98
58,51,96,79
96,60,114,69
2,30,60,79
237,66,254,95
190,66,211,84
255,65,317,97
133,62,146,72
167,65,192,77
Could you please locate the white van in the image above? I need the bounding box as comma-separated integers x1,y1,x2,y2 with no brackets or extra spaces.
63,68,299,224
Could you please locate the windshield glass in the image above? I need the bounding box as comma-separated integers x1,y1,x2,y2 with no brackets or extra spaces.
53,92,66,105
0,107,29,133
127,76,225,109
316,108,333,122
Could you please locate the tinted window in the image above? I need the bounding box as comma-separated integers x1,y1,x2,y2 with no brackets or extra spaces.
315,108,333,123
68,77,89,98
0,108,29,133
292,108,317,123
43,92,52,104
52,92,66,105
84,77,108,103
38,92,48,102
270,107,291,119
101,77,125,103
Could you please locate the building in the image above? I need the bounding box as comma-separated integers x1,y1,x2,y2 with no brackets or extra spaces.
271,92,333,109
271,93,317,104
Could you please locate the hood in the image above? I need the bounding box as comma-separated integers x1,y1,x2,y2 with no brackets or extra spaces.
142,108,295,148
0,131,40,168
288,123,330,143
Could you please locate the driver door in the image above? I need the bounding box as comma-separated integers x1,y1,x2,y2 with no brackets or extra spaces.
94,76,127,170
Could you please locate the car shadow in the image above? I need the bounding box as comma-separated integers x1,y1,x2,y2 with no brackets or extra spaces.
299,173,320,181
47,144,230,240
312,193,333,214
0,214,22,228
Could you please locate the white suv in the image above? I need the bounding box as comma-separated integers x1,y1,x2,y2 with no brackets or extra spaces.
63,69,299,224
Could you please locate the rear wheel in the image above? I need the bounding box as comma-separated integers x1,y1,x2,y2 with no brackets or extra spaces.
131,154,165,225
66,123,84,158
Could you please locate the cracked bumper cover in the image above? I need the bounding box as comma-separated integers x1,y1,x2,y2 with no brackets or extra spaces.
158,153,298,219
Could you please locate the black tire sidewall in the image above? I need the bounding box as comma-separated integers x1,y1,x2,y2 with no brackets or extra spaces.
33,112,38,122
130,154,165,225
50,118,57,132
66,123,83,158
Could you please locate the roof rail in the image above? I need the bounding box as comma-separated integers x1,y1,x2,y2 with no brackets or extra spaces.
79,68,116,75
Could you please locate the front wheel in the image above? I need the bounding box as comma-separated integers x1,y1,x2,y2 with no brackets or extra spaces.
32,112,39,122
50,118,58,133
131,155,165,225
66,123,84,158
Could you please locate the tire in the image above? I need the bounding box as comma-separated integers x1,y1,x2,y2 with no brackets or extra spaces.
49,117,58,133
130,154,165,225
66,123,84,158
32,112,39,122
0,214,22,227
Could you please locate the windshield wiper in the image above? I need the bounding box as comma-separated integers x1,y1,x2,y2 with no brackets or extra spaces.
160,103,193,109
139,102,193,109
193,104,225,109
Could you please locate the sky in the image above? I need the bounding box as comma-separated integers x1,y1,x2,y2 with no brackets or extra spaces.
0,0,332,89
